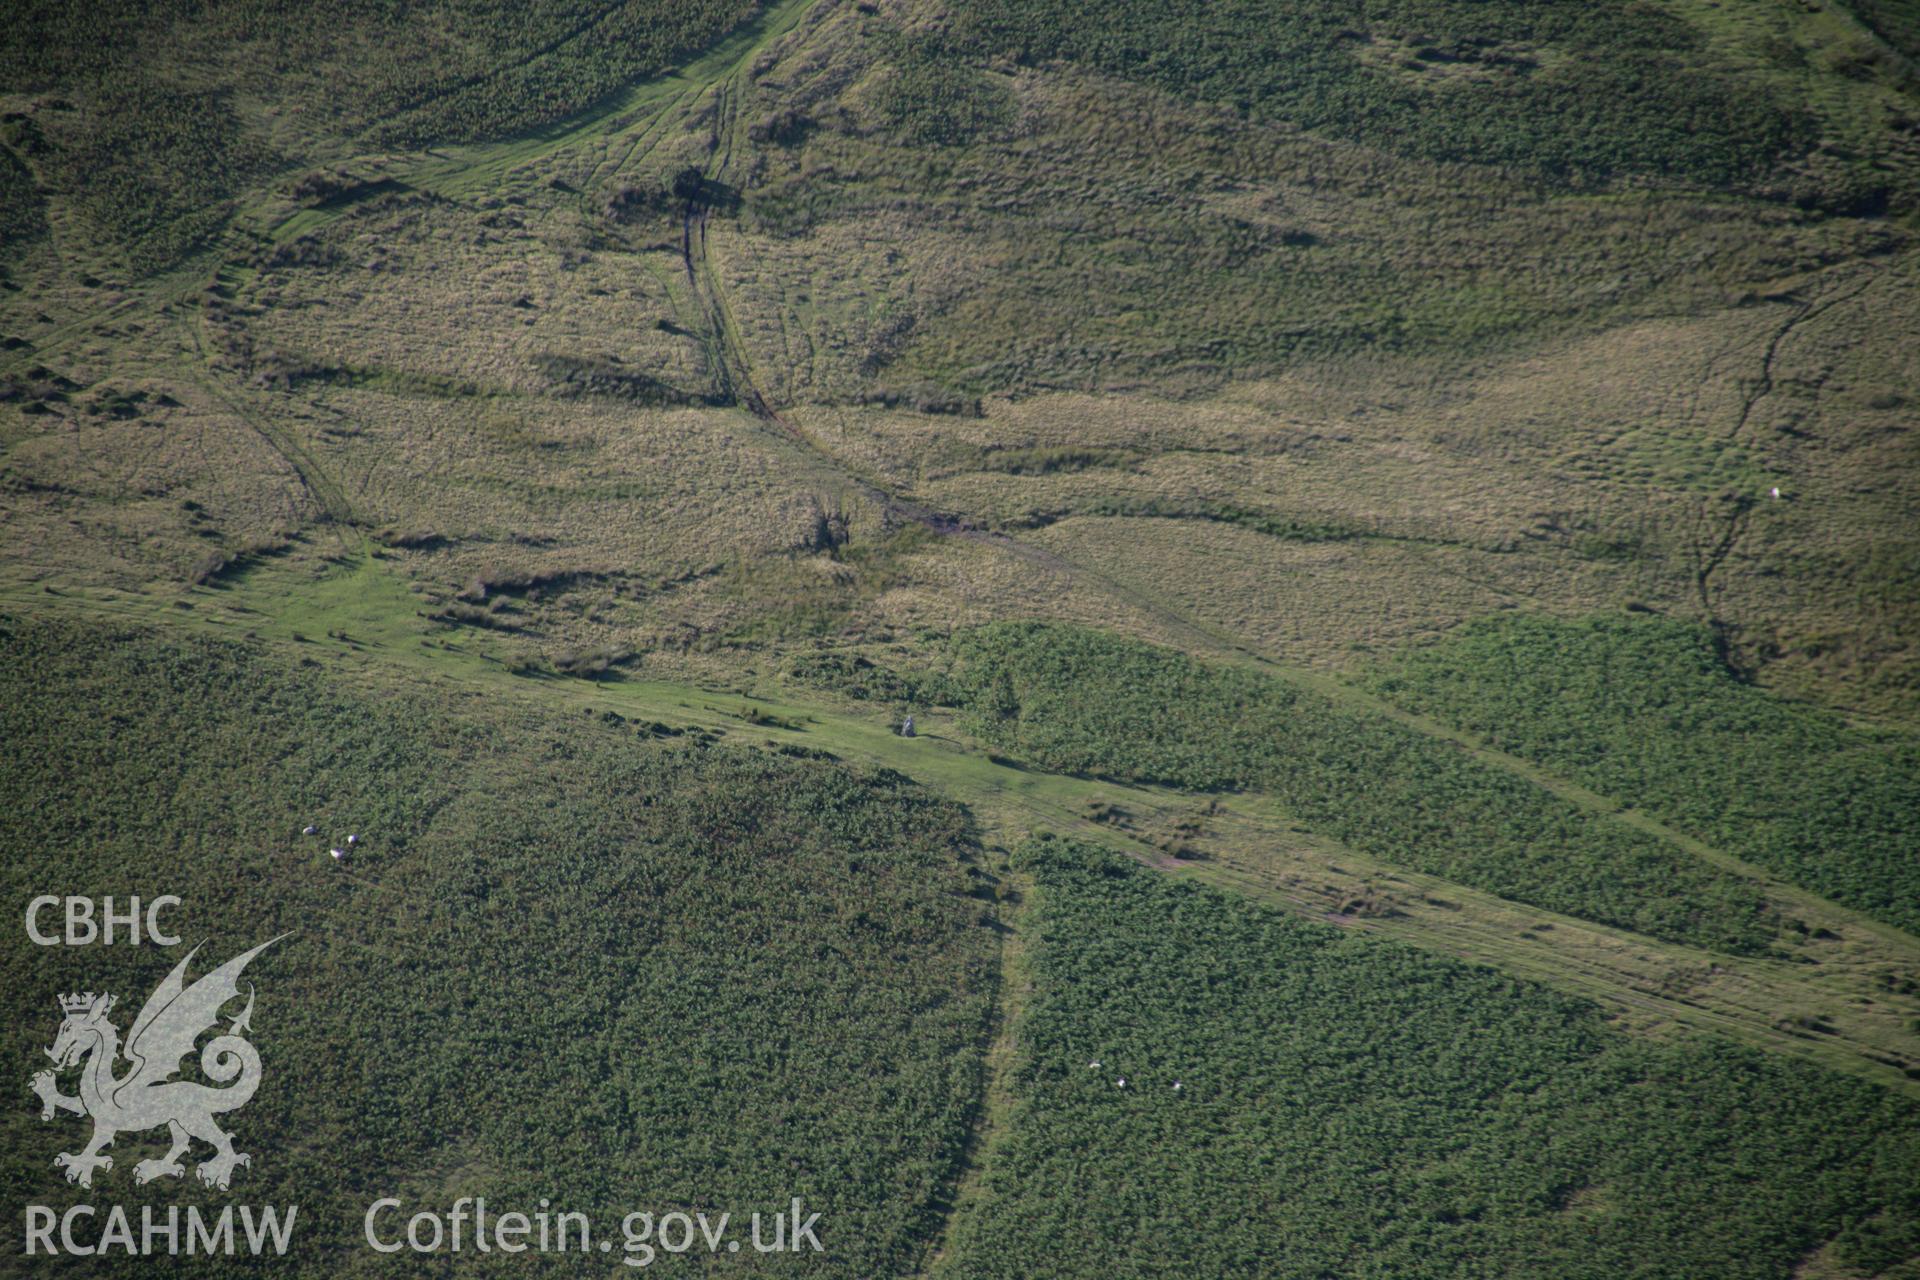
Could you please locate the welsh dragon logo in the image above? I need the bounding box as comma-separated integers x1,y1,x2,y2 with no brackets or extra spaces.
29,938,284,1190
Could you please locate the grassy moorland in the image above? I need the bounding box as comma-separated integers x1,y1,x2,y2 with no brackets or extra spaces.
0,0,761,270
949,0,1813,189
936,838,1920,1280
2,0,1919,1273
5,0,1916,707
0,614,997,1276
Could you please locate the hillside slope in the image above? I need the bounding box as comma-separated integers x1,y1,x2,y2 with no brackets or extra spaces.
2,0,1917,1275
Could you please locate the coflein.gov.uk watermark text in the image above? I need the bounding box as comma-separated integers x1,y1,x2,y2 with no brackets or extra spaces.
367,1197,824,1268
25,1198,823,1267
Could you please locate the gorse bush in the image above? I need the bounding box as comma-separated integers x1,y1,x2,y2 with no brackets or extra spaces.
1068,496,1358,542
942,837,1920,1279
1367,613,1920,935
0,616,997,1276
786,648,962,707
0,142,46,252
873,37,1014,147
937,622,1777,954
57,86,275,273
1842,0,1920,60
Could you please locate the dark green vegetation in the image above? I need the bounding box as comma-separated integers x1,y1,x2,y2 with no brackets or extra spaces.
0,0,757,268
0,138,47,251
1032,497,1360,544
1368,613,1920,934
931,622,1776,954
940,838,1920,1280
4,0,1920,1271
873,35,1014,148
1842,0,1920,59
0,615,996,1276
951,0,1810,189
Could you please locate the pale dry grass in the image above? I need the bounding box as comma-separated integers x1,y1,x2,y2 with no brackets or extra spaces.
1023,516,1641,667
2,0,1914,714
239,199,702,397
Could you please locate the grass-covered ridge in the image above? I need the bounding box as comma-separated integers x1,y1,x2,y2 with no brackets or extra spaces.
948,0,1812,189
0,0,762,269
939,838,1920,1280
0,614,997,1276
929,621,1776,955
1367,613,1920,936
